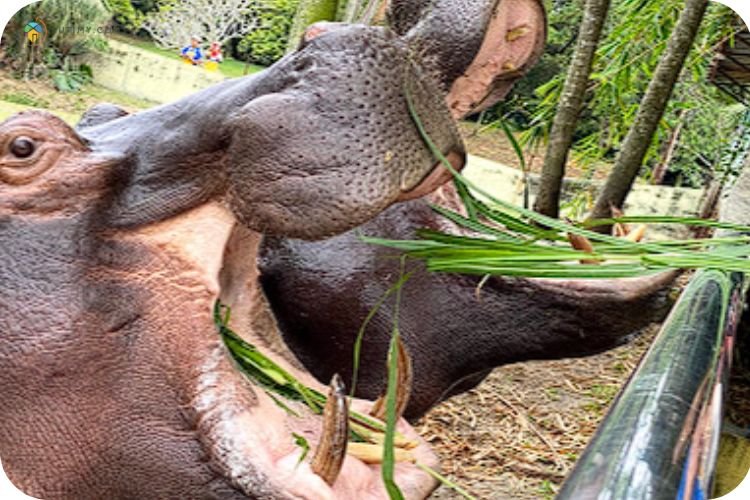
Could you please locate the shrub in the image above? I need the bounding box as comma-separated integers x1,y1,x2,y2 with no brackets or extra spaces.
104,0,145,33
237,0,299,66
1,92,50,108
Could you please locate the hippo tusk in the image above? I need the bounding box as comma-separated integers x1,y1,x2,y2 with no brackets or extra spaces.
311,374,349,486
346,442,416,465
567,233,600,265
611,205,630,237
625,224,647,242
369,337,413,421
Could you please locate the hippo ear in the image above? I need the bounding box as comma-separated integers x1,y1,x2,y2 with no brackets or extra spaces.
394,0,547,118
76,103,130,130
222,26,465,240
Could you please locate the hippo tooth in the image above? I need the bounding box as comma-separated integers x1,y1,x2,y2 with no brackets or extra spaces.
346,442,416,465
310,374,349,486
369,337,413,422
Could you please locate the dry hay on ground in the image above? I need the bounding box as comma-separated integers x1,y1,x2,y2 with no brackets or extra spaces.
458,122,611,181
422,325,659,499
423,312,750,500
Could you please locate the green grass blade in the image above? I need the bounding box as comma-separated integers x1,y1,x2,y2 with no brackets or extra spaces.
381,258,408,500
582,216,750,232
416,463,478,500
350,271,413,397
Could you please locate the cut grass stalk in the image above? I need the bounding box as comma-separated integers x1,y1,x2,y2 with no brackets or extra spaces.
417,463,479,500
381,257,408,500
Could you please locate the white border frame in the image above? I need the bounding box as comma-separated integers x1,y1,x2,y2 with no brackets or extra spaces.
0,0,748,498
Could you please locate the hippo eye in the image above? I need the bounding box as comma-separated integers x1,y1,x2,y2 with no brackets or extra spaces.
9,137,36,159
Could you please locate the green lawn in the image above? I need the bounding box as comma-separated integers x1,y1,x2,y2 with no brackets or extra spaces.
0,100,79,124
1,75,157,125
109,34,266,79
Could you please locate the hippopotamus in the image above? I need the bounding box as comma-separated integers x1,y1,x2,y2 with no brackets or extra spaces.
257,1,678,420
0,0,555,497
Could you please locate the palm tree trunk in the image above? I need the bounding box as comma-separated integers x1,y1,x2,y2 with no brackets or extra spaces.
338,0,363,22
533,0,611,218
589,0,709,229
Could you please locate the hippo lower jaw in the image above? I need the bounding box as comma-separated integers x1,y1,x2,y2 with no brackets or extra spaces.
169,203,439,499
191,347,437,499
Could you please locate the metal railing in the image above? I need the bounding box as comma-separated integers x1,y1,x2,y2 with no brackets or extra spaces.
558,270,746,500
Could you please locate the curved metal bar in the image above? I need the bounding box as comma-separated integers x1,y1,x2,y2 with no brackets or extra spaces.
558,270,745,500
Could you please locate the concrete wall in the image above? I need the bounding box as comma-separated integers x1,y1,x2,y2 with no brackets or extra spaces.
80,40,225,104
465,155,706,239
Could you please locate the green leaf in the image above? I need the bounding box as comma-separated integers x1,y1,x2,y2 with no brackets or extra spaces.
292,433,310,466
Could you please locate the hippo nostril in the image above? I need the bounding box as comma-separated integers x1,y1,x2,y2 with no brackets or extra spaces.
9,136,36,159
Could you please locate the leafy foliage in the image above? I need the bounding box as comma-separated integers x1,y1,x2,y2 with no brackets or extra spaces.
104,0,142,32
52,61,94,92
3,0,109,86
379,92,750,280
237,0,299,66
492,0,743,190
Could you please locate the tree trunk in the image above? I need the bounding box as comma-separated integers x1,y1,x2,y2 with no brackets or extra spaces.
651,109,687,185
533,0,611,218
692,179,721,238
286,0,339,53
589,0,709,228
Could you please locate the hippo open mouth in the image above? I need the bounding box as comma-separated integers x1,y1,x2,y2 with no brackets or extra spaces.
164,205,440,499
0,22,460,497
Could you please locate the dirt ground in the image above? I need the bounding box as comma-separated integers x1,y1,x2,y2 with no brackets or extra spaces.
421,287,750,500
457,122,612,182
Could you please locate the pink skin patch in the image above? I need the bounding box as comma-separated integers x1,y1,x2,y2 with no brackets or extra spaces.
397,151,465,202
447,0,546,118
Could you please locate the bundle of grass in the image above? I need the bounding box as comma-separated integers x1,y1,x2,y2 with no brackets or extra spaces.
364,95,750,280
215,303,476,499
